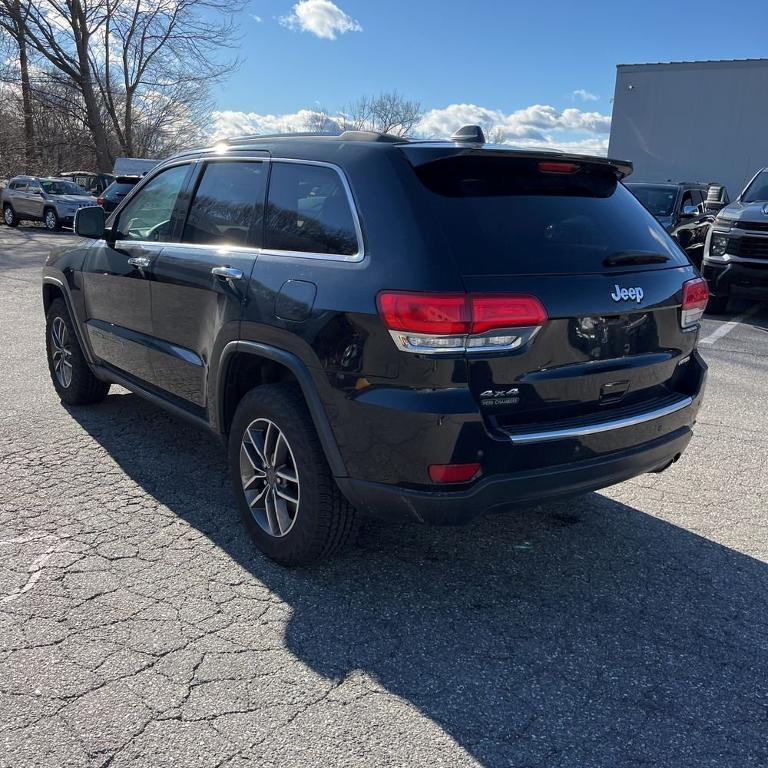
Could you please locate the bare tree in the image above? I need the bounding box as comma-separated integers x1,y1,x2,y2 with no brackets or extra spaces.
95,0,241,157
341,90,421,137
0,0,242,171
0,0,36,172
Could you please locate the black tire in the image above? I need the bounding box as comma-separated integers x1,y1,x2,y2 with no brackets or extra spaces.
43,207,61,231
228,384,357,566
3,204,18,227
706,294,729,315
45,297,110,405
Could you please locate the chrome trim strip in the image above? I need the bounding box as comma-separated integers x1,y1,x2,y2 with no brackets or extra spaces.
110,156,365,264
505,396,693,445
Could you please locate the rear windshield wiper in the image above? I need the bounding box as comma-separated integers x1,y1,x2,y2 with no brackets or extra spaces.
603,251,669,267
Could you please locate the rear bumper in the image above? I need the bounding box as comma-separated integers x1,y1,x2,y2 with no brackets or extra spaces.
702,260,768,297
336,426,692,524
333,352,707,524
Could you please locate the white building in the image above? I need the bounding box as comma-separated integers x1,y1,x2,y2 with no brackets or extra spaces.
608,59,768,199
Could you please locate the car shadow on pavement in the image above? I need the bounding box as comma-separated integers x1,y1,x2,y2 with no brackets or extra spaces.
70,391,768,767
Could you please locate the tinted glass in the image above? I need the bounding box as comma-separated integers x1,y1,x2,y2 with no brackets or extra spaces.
40,180,87,195
117,165,189,242
416,157,688,275
104,181,138,199
626,184,678,217
265,163,358,256
742,170,768,203
182,162,266,247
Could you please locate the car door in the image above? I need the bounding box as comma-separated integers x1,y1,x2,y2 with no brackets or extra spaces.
26,181,44,219
12,181,30,216
148,158,268,407
82,163,193,383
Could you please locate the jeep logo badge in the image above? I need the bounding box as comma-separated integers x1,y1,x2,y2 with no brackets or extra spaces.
610,284,644,303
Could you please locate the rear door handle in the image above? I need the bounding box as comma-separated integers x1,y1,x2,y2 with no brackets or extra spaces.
127,256,152,269
211,266,243,281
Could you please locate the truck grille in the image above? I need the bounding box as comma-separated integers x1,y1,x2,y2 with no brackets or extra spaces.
730,220,768,233
732,236,768,260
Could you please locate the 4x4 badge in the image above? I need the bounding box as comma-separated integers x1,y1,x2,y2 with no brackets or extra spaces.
610,284,644,303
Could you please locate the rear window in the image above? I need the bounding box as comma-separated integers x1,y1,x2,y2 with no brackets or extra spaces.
105,182,137,198
415,156,688,275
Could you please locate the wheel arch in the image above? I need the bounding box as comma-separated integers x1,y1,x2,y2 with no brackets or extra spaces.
42,275,95,365
217,341,348,478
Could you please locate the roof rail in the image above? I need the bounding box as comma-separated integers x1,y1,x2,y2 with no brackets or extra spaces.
220,130,405,144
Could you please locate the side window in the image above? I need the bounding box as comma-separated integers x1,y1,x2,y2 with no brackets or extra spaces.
265,163,359,256
116,164,189,242
182,161,266,247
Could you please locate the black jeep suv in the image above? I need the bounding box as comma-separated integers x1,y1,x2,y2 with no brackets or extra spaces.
42,127,708,565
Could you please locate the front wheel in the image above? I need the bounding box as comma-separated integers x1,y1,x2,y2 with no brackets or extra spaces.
44,208,61,231
3,204,18,227
228,384,357,566
45,298,110,405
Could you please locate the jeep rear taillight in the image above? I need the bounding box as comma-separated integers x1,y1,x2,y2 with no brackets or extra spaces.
681,278,708,328
377,291,547,354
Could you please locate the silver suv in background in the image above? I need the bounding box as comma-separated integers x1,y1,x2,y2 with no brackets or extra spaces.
1,176,97,230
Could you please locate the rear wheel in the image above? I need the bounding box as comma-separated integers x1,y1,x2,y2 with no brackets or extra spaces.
45,298,110,405
44,208,61,231
228,384,356,566
706,294,729,315
3,204,18,227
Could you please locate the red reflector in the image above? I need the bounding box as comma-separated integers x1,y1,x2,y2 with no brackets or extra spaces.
538,161,581,174
96,197,104,205
682,277,708,309
469,295,547,334
377,292,470,335
428,463,480,483
378,292,547,335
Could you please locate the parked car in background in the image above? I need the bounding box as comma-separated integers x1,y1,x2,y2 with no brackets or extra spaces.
626,181,730,268
42,127,708,565
625,181,715,231
97,175,141,212
2,176,97,230
702,167,768,313
58,170,114,196
112,157,160,177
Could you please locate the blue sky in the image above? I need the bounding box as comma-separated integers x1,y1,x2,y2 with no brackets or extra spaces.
212,0,768,151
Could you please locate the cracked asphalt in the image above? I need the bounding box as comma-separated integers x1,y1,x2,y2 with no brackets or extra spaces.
1,225,768,767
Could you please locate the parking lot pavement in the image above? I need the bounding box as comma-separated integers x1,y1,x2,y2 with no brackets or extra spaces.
1,224,767,768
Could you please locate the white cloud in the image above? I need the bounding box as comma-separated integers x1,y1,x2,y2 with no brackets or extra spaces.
249,13,263,22
211,109,340,137
572,88,599,102
279,0,362,40
210,102,612,156
418,103,611,141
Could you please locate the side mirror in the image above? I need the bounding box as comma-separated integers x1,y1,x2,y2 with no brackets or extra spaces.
681,204,698,217
75,205,106,239
30,188,42,195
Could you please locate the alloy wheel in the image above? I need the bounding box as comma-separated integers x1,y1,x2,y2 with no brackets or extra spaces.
50,316,73,388
239,418,300,537
45,210,57,229
3,207,12,225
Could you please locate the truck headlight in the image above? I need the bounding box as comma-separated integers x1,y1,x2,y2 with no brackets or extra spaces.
708,234,729,260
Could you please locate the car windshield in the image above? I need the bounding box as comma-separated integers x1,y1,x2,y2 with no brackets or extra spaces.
625,184,677,217
40,180,89,196
741,170,768,203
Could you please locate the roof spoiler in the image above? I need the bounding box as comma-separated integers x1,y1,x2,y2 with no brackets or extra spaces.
399,144,633,179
